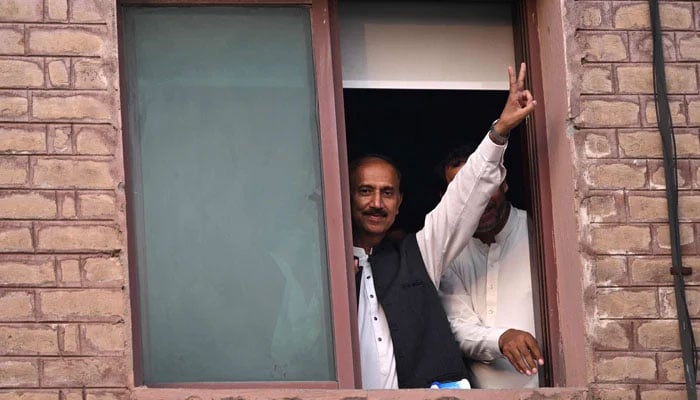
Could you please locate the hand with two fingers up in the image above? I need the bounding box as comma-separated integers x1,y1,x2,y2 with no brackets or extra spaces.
490,62,537,143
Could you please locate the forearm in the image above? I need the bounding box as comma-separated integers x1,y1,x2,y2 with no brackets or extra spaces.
441,291,507,361
417,133,507,286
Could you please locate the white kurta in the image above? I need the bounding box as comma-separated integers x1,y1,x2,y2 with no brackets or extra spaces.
439,207,538,389
354,133,507,389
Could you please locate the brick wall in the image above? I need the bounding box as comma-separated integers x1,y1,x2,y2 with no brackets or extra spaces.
1,0,700,399
574,0,700,399
0,0,130,399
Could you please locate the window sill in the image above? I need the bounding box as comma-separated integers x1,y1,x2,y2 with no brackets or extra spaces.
131,386,588,400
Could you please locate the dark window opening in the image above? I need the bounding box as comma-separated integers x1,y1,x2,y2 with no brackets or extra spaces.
344,88,529,235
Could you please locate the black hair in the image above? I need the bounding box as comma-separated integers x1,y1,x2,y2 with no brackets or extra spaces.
437,143,478,187
349,154,402,190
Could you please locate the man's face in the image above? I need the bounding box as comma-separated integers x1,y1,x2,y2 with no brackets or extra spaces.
445,161,508,234
350,159,403,242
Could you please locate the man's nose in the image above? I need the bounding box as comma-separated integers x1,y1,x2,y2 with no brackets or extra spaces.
370,191,383,208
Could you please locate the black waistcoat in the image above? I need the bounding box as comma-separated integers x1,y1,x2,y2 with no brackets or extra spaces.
368,234,468,388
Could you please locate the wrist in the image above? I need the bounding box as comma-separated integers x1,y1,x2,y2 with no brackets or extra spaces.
488,119,510,145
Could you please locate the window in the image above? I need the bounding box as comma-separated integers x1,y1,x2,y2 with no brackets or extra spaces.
119,0,355,387
120,0,564,390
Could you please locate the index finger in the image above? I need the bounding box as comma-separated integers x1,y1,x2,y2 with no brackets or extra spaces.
517,62,527,91
525,335,543,364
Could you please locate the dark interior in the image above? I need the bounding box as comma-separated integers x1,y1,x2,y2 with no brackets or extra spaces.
344,88,529,234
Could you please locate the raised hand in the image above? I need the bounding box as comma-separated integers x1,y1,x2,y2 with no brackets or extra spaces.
493,63,537,136
498,328,544,376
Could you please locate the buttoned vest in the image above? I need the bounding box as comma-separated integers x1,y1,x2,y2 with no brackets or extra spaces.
368,234,468,388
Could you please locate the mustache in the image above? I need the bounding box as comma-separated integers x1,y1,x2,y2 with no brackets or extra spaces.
364,207,388,217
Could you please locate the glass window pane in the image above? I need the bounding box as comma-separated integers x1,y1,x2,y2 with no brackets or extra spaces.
122,6,335,383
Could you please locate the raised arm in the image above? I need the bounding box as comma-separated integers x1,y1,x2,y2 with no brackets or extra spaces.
417,63,537,285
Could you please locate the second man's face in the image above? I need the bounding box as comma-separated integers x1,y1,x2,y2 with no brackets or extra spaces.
444,161,508,233
350,159,403,241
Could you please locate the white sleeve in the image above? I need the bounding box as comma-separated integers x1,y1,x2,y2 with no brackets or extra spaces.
439,263,507,361
416,133,507,287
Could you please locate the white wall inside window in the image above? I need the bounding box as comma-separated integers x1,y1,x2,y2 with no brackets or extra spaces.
339,1,515,90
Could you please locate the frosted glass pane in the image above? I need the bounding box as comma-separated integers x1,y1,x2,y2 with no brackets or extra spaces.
340,0,514,90
122,6,335,383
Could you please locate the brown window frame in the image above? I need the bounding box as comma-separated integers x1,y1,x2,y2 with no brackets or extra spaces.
118,0,580,392
117,0,358,389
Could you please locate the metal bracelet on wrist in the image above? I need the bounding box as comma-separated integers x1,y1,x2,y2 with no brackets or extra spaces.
489,119,510,144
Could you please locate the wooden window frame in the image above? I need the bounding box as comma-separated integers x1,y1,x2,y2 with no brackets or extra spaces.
117,0,358,389
119,0,581,392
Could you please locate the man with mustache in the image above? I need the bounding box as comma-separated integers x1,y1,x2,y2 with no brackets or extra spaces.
349,63,536,389
438,145,542,388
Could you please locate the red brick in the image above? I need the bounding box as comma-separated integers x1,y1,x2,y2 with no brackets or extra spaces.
649,160,691,190
41,357,126,387
83,324,125,353
74,125,115,155
0,290,34,320
0,325,58,355
0,125,46,153
577,130,617,158
593,320,631,350
0,59,44,88
0,359,39,387
60,324,78,353
0,191,56,219
595,256,628,286
28,26,106,56
630,256,700,285
31,92,112,122
0,91,28,121
47,125,72,154
73,60,108,90
32,158,115,189
640,388,686,400
78,193,115,219
59,259,80,286
577,2,612,29
71,0,108,23
678,33,700,61
652,223,695,254
0,26,25,55
590,385,636,400
0,392,58,400
83,257,123,286
577,99,639,127
38,289,124,320
57,191,76,219
643,95,686,127
594,353,656,382
585,162,647,189
0,223,33,252
613,2,693,30
597,288,658,318
36,224,120,252
0,156,28,186
637,320,700,352
0,256,55,286
659,287,700,318
582,192,625,223
579,33,628,62
46,0,68,21
630,31,675,62
0,1,42,22
589,225,652,254
46,59,69,88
